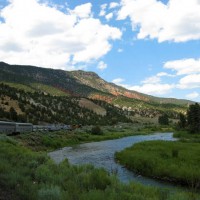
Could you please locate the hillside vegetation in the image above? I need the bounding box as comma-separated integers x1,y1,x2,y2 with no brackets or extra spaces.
0,62,192,121
0,83,131,125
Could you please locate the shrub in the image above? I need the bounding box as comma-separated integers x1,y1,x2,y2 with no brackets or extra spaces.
172,149,179,158
89,169,111,190
91,126,103,135
158,114,169,125
38,185,61,200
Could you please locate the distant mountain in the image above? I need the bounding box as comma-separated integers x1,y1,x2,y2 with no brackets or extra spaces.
71,70,148,101
71,70,193,106
0,62,193,122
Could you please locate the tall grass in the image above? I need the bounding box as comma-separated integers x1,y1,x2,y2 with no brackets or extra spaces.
116,140,200,190
1,137,199,200
174,130,200,143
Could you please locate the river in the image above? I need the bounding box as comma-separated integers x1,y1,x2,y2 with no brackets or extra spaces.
49,132,178,189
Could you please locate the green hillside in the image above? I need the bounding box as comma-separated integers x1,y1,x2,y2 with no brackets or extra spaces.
0,62,192,121
0,83,131,125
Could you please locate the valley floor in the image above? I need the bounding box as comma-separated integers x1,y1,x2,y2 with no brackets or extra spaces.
0,128,200,200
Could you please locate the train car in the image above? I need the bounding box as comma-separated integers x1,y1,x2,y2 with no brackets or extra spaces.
0,121,16,134
15,123,33,133
0,121,72,134
33,125,48,132
0,121,33,135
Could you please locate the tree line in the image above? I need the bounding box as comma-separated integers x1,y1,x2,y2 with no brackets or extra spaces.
178,103,200,134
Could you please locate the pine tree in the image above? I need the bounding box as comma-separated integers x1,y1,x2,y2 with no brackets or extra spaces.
178,113,186,129
187,103,200,133
9,107,18,121
158,114,169,125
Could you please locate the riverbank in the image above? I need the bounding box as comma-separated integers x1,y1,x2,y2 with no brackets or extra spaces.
115,136,200,191
173,130,200,143
0,135,199,200
13,124,173,151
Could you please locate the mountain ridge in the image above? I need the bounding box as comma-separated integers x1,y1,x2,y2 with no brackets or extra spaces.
0,61,194,122
0,61,193,105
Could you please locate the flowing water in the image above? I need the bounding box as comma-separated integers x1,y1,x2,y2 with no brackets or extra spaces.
49,132,178,189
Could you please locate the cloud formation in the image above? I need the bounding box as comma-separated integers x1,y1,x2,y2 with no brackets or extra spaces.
178,74,200,89
97,61,107,70
109,2,120,9
0,0,121,69
112,77,174,96
105,13,113,21
112,78,125,84
164,58,200,90
129,83,174,95
164,58,200,75
99,3,107,16
141,76,160,84
118,0,200,42
186,92,199,100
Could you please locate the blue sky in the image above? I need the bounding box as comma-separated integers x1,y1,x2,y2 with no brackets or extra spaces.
0,0,200,101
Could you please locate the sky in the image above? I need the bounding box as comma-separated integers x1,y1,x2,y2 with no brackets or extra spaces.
0,0,200,102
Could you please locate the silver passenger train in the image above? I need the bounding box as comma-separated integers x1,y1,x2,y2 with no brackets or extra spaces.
0,121,33,135
0,121,71,135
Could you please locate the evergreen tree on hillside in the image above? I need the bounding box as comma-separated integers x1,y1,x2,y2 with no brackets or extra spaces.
158,114,169,125
0,83,131,125
10,107,18,121
187,103,200,133
178,113,186,129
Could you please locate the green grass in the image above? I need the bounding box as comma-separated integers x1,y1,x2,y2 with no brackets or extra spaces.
0,136,199,200
115,140,200,190
1,82,69,96
174,130,200,143
1,82,36,93
31,83,69,96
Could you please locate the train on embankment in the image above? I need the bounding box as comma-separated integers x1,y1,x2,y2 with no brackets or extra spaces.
0,121,72,135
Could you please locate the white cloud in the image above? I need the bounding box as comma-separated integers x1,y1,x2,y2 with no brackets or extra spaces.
112,77,174,95
101,4,107,10
112,57,200,97
186,92,199,100
105,13,113,21
157,72,175,77
99,3,107,16
112,78,125,84
142,76,160,84
164,58,200,75
0,0,121,70
109,2,120,9
126,57,200,95
125,73,175,95
97,61,107,70
128,83,174,95
117,48,123,53
70,3,92,19
118,0,200,42
178,74,200,89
